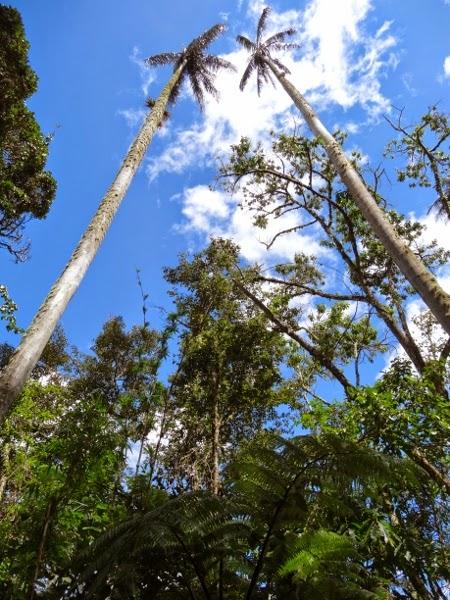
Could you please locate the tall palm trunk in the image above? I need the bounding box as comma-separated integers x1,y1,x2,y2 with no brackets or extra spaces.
265,57,450,336
0,64,185,423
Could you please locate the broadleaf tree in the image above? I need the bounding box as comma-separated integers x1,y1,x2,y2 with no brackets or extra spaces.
236,6,450,336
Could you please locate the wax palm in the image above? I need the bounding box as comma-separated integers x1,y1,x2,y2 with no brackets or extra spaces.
0,24,234,423
237,6,297,95
237,6,450,336
146,24,234,108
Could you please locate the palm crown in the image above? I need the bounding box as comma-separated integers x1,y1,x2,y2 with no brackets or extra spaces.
237,6,298,95
145,23,235,109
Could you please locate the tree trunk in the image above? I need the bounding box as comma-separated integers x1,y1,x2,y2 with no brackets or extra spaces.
409,446,450,494
28,496,58,600
0,442,10,502
266,58,450,337
211,397,221,496
0,64,185,424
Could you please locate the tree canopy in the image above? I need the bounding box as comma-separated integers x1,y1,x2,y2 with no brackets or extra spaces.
0,5,56,262
0,4,448,599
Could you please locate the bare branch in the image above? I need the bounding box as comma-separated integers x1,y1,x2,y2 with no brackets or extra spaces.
233,279,354,394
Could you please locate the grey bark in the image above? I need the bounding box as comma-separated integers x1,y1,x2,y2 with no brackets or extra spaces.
0,64,185,424
266,58,450,337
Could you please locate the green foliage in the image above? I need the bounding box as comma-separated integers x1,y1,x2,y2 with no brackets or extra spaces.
220,121,450,388
385,108,450,219
0,318,167,597
280,529,355,580
0,6,56,261
0,379,127,597
0,299,448,598
73,430,433,598
0,283,22,333
160,239,291,492
0,85,448,598
279,530,388,599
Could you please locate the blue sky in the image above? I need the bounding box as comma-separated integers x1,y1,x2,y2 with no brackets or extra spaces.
2,0,450,367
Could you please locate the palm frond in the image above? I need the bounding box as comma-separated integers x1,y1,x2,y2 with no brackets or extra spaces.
257,6,271,43
270,42,300,52
145,51,180,66
280,529,356,578
167,69,187,105
202,54,236,73
238,7,296,96
75,493,251,596
270,56,291,74
257,67,264,97
145,24,229,110
256,60,275,95
265,28,297,47
192,23,226,51
236,34,256,52
239,57,256,91
189,72,206,109
197,69,220,101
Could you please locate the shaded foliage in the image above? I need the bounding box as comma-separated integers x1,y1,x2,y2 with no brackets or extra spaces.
0,5,56,261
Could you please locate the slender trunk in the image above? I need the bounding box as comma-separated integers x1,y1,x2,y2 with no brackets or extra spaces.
218,557,224,600
28,496,58,600
0,64,185,424
134,430,146,477
0,473,6,502
210,368,221,495
408,446,450,494
266,58,450,336
212,396,221,496
234,280,354,395
0,442,10,502
149,355,184,485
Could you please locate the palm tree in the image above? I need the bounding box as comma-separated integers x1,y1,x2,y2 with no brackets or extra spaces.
0,24,234,423
237,7,450,336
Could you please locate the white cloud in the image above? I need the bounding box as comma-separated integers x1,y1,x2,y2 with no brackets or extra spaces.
383,211,450,369
176,184,326,265
177,186,231,234
444,56,450,78
147,0,397,182
416,211,450,257
117,107,146,128
117,48,159,130
126,416,170,474
130,46,157,97
401,72,417,96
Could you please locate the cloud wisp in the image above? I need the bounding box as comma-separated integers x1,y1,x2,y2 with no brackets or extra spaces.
444,56,450,79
